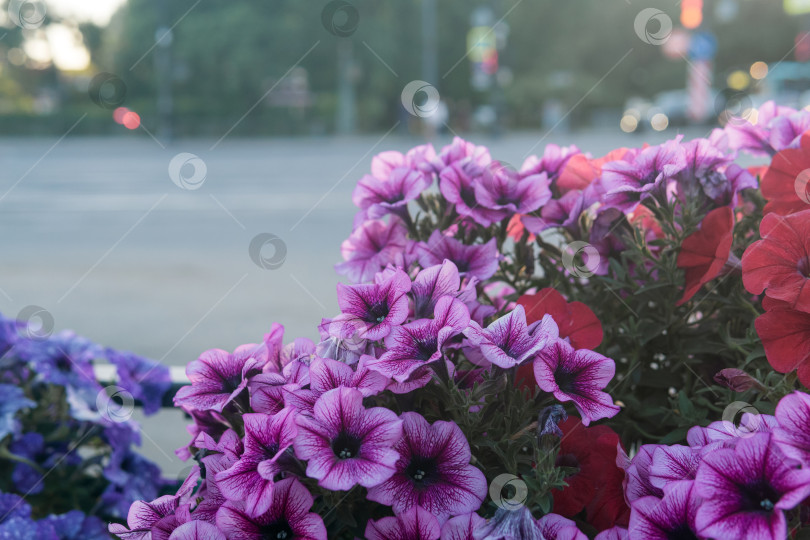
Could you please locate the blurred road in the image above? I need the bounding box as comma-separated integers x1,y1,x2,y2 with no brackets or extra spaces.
0,127,715,473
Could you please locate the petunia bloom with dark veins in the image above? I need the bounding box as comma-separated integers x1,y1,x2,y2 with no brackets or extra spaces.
367,412,486,521
473,164,552,221
533,338,619,426
464,305,558,369
174,345,267,413
216,477,327,540
353,166,432,220
215,409,298,517
628,481,701,540
333,268,411,341
294,387,402,491
410,260,462,319
694,432,810,540
366,296,470,382
417,231,499,282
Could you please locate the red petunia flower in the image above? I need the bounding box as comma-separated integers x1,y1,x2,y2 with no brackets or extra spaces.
756,298,810,389
515,289,603,389
676,207,735,306
760,131,810,216
742,209,810,313
553,417,630,532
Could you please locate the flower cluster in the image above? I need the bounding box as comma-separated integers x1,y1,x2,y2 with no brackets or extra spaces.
0,312,171,538
114,101,810,539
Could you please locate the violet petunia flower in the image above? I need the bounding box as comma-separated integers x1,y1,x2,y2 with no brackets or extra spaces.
686,413,778,455
473,506,544,540
174,345,266,413
107,349,171,415
366,296,470,382
774,391,810,466
417,231,499,281
108,494,181,539
676,138,757,208
441,513,486,540
594,527,629,540
335,218,409,283
18,330,101,391
648,444,701,493
725,101,810,157
439,159,504,226
520,143,580,182
167,521,226,540
38,510,109,540
353,166,432,219
411,260,462,319
294,387,402,491
600,139,687,212
474,165,552,220
365,506,441,540
629,481,701,540
215,409,297,517
694,432,810,540
333,268,411,341
0,490,40,539
370,145,438,178
216,477,326,540
533,338,619,426
535,513,587,540
464,305,558,369
436,137,492,170
367,412,486,521
308,356,388,397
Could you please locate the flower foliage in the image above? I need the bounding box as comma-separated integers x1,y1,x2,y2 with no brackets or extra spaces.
114,102,810,539
0,313,171,538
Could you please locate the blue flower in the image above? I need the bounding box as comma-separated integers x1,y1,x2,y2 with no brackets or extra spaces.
37,511,108,540
106,349,171,415
0,491,40,540
0,384,34,442
17,331,101,391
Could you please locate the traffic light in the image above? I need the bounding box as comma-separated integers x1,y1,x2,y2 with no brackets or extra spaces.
681,0,703,29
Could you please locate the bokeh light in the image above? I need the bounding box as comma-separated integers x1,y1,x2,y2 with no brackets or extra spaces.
749,61,768,80
651,113,669,131
121,111,141,130
727,70,750,91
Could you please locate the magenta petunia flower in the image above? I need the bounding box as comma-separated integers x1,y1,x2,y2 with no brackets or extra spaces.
174,345,266,413
168,521,226,540
474,506,544,540
774,391,810,466
676,138,756,207
108,494,180,539
725,101,810,157
436,137,492,170
367,412,486,520
686,413,778,455
370,145,438,178
353,166,432,220
365,296,470,382
473,165,552,220
594,526,629,540
308,356,388,397
215,409,297,517
333,268,412,341
417,231,499,281
535,513,587,540
294,387,402,491
441,513,485,540
533,338,619,425
439,160,504,226
600,139,687,212
694,432,810,540
622,444,664,504
335,218,408,283
411,260,462,319
520,143,580,182
648,444,701,493
364,506,441,540
464,305,558,369
629,481,700,540
216,477,326,540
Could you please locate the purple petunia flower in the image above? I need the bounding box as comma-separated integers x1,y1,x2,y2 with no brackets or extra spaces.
535,513,587,540
371,145,438,178
366,296,470,382
441,513,486,540
216,477,326,540
333,268,411,341
167,521,226,540
102,450,166,520
464,305,558,369
365,505,441,540
367,412,486,520
600,139,687,212
725,101,810,156
436,137,492,170
411,260,462,319
353,166,432,219
520,144,580,182
439,160,503,226
533,338,619,426
294,387,402,491
774,391,810,466
174,345,266,413
648,444,701,494
473,165,552,220
686,413,778,455
335,218,408,283
523,186,599,236
308,357,388,397
107,349,171,415
417,231,499,282
108,494,181,539
474,506,543,540
215,409,297,517
594,526,629,540
629,481,700,540
622,444,664,503
0,384,34,441
676,138,757,208
694,432,810,539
